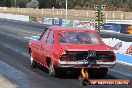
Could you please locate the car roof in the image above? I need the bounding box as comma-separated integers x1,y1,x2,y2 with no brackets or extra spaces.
49,26,96,32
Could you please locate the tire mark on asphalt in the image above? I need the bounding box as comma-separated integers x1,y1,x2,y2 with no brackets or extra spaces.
0,60,30,88
0,25,40,35
1,42,30,59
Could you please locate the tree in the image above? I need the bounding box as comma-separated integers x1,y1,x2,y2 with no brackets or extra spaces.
26,0,39,8
17,0,30,8
0,0,11,7
56,0,66,8
0,0,131,11
129,0,132,9
38,0,46,8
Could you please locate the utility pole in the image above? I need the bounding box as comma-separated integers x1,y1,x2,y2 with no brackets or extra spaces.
15,0,16,7
66,0,68,19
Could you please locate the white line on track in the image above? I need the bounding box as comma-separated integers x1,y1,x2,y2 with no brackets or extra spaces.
117,60,132,66
0,25,39,35
1,42,30,58
110,68,132,78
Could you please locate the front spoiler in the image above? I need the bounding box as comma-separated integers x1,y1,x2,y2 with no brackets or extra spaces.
58,60,116,68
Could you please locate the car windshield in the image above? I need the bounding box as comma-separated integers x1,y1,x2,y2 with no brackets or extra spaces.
58,31,101,44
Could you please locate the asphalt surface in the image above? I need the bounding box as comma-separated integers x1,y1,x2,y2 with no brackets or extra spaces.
0,19,132,88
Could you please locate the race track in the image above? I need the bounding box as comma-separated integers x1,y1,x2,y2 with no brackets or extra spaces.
0,19,132,88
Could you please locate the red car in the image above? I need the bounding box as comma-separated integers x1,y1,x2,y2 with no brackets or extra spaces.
28,26,116,77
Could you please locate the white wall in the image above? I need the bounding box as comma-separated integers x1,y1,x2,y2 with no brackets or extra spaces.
0,13,29,22
102,38,132,54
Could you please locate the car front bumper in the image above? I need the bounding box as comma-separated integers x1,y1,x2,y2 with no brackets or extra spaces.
58,60,116,68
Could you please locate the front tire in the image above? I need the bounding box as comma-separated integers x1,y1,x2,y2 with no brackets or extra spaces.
30,53,37,68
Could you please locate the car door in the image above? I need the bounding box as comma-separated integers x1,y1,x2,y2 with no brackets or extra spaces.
32,30,45,62
36,29,50,65
42,30,54,66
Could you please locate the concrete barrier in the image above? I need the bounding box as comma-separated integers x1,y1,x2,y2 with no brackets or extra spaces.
102,38,132,64
0,13,29,22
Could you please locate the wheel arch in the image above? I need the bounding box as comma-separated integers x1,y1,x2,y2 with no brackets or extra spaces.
46,57,52,67
28,47,31,54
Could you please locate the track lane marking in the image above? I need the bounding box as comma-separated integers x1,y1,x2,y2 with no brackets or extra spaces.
0,25,40,35
0,42,30,58
117,60,132,66
110,69,132,78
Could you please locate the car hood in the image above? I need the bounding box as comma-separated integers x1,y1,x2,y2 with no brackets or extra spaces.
60,44,113,51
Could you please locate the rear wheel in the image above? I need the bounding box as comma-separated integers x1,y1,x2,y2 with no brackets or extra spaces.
98,68,108,77
30,53,37,68
89,68,108,78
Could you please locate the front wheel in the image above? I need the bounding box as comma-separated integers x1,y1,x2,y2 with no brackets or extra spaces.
30,53,37,68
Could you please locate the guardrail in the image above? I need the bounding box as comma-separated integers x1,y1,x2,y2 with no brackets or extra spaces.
102,38,132,64
28,16,132,35
0,13,29,22
0,12,131,35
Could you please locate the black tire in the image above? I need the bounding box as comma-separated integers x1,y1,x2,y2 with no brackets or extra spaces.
98,68,108,77
49,61,56,77
30,53,37,68
89,68,108,78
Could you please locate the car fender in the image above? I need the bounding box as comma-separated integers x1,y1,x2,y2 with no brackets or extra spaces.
48,54,59,67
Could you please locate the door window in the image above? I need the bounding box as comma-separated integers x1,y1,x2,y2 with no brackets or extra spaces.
46,31,54,44
41,29,50,42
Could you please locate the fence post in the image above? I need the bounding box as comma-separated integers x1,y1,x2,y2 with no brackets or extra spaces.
121,13,124,19
4,7,7,12
5,8,7,12
60,11,62,15
87,12,89,17
23,10,25,13
42,9,44,14
12,8,14,13
3,8,5,12
105,13,108,19
17,8,19,12
112,13,115,19
131,13,132,20
57,11,59,15
0,8,1,12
